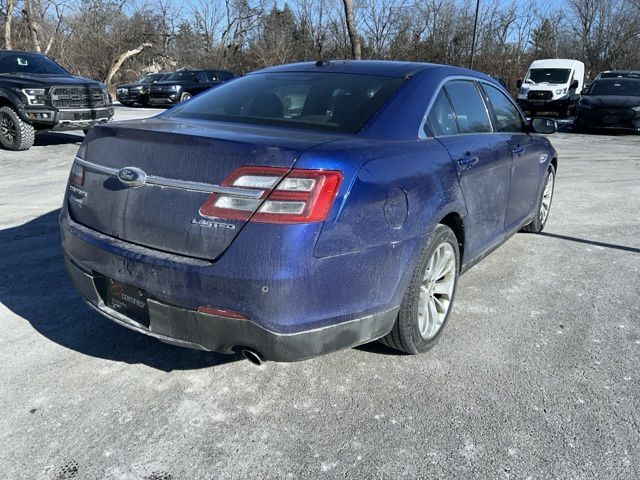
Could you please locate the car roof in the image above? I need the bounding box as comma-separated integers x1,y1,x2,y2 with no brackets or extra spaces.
529,59,584,69
252,60,461,79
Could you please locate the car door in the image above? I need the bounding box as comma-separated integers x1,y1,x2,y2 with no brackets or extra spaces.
481,83,545,229
427,80,512,260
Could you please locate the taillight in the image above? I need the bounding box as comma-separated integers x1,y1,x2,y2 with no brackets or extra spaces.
70,162,85,186
199,167,342,224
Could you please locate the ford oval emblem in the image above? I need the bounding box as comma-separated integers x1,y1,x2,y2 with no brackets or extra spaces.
116,167,147,187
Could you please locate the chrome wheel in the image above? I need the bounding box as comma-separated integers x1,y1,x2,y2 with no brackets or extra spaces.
539,170,554,224
1,113,16,144
180,92,192,102
418,242,456,340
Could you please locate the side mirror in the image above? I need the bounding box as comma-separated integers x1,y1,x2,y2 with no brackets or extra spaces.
570,79,579,90
581,84,590,95
516,79,523,89
530,117,556,134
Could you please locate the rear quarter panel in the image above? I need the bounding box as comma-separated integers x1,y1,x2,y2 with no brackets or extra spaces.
295,138,466,259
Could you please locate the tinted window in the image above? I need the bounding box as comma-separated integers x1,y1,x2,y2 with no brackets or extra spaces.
599,72,640,80
169,72,404,133
589,79,640,96
0,52,68,75
483,84,524,133
218,70,234,81
165,71,197,81
195,71,207,82
444,81,492,133
428,90,458,136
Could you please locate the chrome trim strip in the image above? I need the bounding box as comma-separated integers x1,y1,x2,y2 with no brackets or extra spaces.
74,157,263,197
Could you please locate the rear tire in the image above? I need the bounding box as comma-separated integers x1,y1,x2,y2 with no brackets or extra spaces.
522,165,555,233
0,106,35,151
379,224,460,354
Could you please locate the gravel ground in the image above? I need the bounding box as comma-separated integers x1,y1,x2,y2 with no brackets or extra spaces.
1,106,639,479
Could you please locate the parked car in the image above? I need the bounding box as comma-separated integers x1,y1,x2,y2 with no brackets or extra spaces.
148,69,234,106
115,72,171,107
516,59,584,117
574,75,640,132
61,61,557,364
0,49,113,151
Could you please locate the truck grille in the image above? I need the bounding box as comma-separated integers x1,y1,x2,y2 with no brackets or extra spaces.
527,90,552,101
51,86,106,109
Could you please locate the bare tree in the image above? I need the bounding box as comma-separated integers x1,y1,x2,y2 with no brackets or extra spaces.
23,0,42,52
105,41,152,86
1,0,16,49
342,0,361,59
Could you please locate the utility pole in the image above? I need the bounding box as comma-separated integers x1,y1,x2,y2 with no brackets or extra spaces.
469,0,480,69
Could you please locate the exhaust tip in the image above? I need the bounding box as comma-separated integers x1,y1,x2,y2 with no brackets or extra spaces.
242,348,265,366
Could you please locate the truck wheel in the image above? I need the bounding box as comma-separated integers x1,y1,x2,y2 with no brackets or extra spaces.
180,92,192,102
522,165,555,233
0,106,35,151
379,224,460,354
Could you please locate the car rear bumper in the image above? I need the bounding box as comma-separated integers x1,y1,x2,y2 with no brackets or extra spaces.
59,205,417,361
63,254,398,362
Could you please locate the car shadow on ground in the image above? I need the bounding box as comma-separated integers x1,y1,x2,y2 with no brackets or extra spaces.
540,232,640,254
34,131,85,147
0,209,240,371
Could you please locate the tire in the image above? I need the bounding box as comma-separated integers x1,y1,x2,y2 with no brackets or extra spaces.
522,165,555,233
141,95,150,107
0,106,35,151
379,224,460,354
121,102,134,107
180,92,192,102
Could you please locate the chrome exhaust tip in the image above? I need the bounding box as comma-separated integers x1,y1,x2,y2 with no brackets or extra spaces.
241,348,265,366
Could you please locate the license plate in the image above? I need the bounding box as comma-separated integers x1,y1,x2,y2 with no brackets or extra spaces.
603,115,619,124
104,279,150,327
531,100,545,105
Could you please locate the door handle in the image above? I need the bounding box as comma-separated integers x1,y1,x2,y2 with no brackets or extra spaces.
512,145,526,155
457,154,479,169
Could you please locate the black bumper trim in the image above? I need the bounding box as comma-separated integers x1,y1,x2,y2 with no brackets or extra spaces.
64,256,399,362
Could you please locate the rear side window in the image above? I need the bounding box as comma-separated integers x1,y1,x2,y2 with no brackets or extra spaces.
482,84,524,133
428,90,458,136
444,81,492,134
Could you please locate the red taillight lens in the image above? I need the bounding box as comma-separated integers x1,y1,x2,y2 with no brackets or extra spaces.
199,167,343,224
70,162,85,186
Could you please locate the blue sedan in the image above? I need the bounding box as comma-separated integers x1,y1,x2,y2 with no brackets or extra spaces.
60,61,558,364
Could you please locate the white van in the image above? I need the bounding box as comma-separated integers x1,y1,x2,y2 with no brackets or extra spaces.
516,59,585,117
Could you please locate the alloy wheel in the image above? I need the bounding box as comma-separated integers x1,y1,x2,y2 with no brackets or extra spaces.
1,113,17,144
418,242,456,340
539,171,554,224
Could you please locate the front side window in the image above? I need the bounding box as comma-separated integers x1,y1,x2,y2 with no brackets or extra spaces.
483,84,524,133
165,71,196,82
444,81,492,134
427,90,458,136
168,72,404,133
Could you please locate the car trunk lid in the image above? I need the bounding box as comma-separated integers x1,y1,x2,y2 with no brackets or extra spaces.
68,117,342,260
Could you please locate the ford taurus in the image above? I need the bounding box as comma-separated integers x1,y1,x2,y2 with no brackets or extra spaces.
60,61,558,364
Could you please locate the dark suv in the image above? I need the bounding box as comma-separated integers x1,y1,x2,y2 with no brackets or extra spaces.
116,72,171,107
0,49,113,151
148,69,234,106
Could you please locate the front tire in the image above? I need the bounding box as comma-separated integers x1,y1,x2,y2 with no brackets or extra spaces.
380,224,460,354
0,106,35,151
179,92,192,102
522,165,555,233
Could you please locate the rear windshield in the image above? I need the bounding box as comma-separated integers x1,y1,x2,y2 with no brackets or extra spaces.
0,52,68,75
526,68,571,84
589,78,640,96
168,72,404,133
